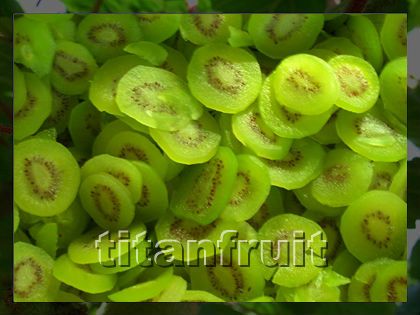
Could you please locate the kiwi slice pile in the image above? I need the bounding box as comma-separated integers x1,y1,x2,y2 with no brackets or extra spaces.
13,13,406,302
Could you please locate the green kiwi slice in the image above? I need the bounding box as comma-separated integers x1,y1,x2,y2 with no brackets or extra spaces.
340,15,383,72
347,257,393,301
311,111,341,145
108,266,173,302
340,190,406,262
389,160,407,200
310,148,373,207
124,41,168,66
53,254,117,293
170,146,238,225
181,290,225,302
272,54,339,115
14,205,20,233
379,57,407,123
76,14,142,63
79,172,135,229
14,65,26,112
335,108,407,162
81,154,143,203
150,111,221,165
163,154,185,181
315,37,363,58
328,55,379,113
49,16,76,41
259,75,334,139
248,14,324,59
136,14,180,43
261,139,325,190
370,260,407,302
14,242,60,302
294,184,345,217
232,102,293,159
14,72,52,141
155,212,234,262
228,26,254,48
29,222,58,258
160,44,189,79
42,88,78,134
14,16,55,76
92,119,132,156
50,40,98,96
14,138,80,216
380,14,407,60
153,275,188,302
68,220,146,265
132,161,168,223
218,113,244,153
89,55,146,116
189,245,265,301
105,130,168,178
180,14,242,45
247,187,285,230
187,44,262,114
369,162,399,190
332,249,361,278
68,101,101,154
306,48,337,61
116,65,202,131
221,154,270,221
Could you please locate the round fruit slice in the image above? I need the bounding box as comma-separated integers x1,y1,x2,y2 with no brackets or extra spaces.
124,41,168,66
150,111,221,165
180,14,242,45
14,72,52,141
340,190,406,262
310,148,373,207
248,14,324,59
380,14,407,60
261,138,325,190
181,290,225,302
136,14,180,43
14,138,80,216
314,37,363,58
232,102,293,159
14,65,26,112
272,54,339,115
79,173,135,229
170,146,238,225
14,242,60,302
92,119,132,156
89,55,147,116
370,260,407,302
259,75,334,139
153,275,188,302
369,162,399,190
390,160,407,200
221,154,270,221
116,65,202,131
53,254,117,293
187,44,262,114
81,154,143,203
335,108,407,162
329,55,379,113
332,249,361,278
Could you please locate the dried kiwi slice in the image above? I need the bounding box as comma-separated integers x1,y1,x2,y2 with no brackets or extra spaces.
380,14,407,60
124,41,168,66
14,72,52,141
76,14,142,63
160,44,189,79
248,14,324,59
369,162,399,190
150,111,221,165
50,40,98,95
29,222,58,258
332,249,361,278
53,254,117,293
14,138,80,216
116,65,202,131
14,16,55,76
218,113,244,153
221,154,270,222
315,37,363,58
136,14,180,43
340,190,406,262
81,154,143,203
79,172,135,229
261,139,325,190
181,290,225,302
311,111,341,145
272,54,339,115
328,55,379,113
232,102,293,159
379,57,407,123
170,146,238,225
370,260,407,302
92,119,132,156
14,242,60,301
14,65,26,112
89,55,146,116
153,275,188,302
105,130,168,178
180,14,242,45
310,148,373,207
132,161,168,223
335,108,407,162
259,75,334,139
187,44,262,113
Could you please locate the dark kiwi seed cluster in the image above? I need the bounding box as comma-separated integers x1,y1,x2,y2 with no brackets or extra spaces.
13,13,406,302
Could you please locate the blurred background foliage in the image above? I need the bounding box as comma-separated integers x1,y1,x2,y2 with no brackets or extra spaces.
1,0,419,314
